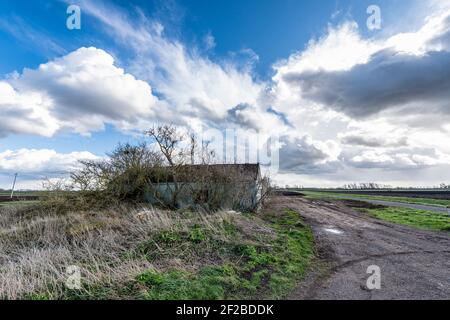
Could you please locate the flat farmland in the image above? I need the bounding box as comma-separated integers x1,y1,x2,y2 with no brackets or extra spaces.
299,190,450,207
322,190,450,200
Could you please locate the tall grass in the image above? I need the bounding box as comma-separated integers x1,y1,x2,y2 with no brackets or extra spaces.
0,204,252,299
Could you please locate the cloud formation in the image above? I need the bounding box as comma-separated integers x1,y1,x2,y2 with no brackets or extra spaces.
76,0,280,135
282,49,450,119
1,47,166,136
268,7,450,184
340,132,409,148
278,134,341,174
274,10,450,123
0,148,98,175
2,1,450,187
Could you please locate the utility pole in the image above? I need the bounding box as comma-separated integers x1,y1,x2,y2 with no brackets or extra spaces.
10,173,17,199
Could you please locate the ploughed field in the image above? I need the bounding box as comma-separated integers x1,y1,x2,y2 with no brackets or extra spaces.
0,195,41,202
314,190,450,200
299,190,450,208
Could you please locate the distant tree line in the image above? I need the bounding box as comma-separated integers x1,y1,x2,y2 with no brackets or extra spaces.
342,183,392,190
341,183,450,190
281,183,450,190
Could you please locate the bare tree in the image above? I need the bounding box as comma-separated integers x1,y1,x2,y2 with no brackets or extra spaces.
189,132,197,165
145,125,185,166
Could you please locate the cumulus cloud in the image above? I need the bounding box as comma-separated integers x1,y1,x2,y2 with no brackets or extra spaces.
0,81,59,137
0,148,99,174
1,47,167,136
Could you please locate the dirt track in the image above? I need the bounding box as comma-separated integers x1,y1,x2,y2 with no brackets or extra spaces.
267,196,450,300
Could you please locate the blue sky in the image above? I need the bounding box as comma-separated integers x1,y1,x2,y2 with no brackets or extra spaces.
0,0,412,75
1,0,450,188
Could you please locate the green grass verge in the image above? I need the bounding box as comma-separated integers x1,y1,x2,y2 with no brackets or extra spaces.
357,207,450,232
64,209,315,300
0,201,40,208
301,191,450,207
0,192,41,196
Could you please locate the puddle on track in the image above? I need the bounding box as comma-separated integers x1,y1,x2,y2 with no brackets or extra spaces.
323,228,344,235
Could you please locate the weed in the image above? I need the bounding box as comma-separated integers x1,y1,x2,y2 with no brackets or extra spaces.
189,226,207,243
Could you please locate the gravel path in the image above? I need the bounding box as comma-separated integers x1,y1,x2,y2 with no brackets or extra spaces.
266,196,450,300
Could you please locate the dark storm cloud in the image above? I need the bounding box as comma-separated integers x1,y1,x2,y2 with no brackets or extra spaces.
283,49,450,118
226,104,261,130
341,134,408,148
278,135,339,174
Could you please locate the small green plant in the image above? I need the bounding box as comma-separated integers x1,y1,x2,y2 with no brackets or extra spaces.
157,231,182,244
189,226,207,243
136,269,165,286
222,220,238,236
22,293,54,300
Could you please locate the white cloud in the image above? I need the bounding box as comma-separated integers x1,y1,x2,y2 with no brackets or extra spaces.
0,81,59,137
0,149,99,174
347,149,450,169
0,148,100,189
1,47,166,136
274,22,377,75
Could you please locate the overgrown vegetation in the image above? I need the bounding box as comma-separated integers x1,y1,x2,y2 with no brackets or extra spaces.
356,207,450,232
0,126,289,300
0,203,314,300
45,125,269,213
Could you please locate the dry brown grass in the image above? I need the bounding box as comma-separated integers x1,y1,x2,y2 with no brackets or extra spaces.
0,203,271,299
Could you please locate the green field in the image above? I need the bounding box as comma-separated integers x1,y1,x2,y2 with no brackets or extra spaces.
300,191,450,207
356,207,450,232
0,201,40,208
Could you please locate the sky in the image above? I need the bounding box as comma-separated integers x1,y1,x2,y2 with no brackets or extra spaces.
1,0,450,189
